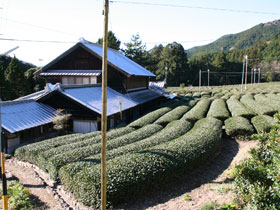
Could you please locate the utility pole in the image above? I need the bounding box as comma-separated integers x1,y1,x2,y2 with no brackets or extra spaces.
241,56,245,92
244,55,248,90
199,70,201,93
101,0,109,209
254,69,256,84
251,68,253,84
0,95,8,210
207,69,210,87
258,68,261,83
164,66,168,87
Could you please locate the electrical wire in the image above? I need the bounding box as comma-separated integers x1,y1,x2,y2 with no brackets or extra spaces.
0,37,76,44
110,1,280,16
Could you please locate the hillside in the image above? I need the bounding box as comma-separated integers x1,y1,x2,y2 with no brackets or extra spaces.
187,19,280,58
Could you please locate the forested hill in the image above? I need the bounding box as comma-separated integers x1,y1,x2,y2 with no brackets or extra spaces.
187,19,280,58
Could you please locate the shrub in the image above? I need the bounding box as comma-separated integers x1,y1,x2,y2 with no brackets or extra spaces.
47,124,163,179
181,99,211,122
36,126,135,169
225,116,255,138
70,118,222,208
254,94,280,112
240,94,276,116
207,99,230,121
251,115,277,133
154,100,197,125
233,113,280,209
266,93,280,101
226,98,255,119
192,92,201,97
59,119,193,191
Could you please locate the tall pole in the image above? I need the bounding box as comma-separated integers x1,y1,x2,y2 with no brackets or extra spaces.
241,56,245,92
244,55,248,90
199,70,201,93
258,68,261,83
254,69,256,84
251,68,253,84
0,98,8,210
207,69,210,87
101,0,109,209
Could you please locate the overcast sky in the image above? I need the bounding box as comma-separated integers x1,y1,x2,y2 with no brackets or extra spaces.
0,0,279,66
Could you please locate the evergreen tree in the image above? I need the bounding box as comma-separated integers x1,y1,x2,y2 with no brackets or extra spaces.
24,67,45,92
5,57,30,99
97,31,121,50
156,42,189,86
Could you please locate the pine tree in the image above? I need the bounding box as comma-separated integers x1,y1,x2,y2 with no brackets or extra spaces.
97,31,121,50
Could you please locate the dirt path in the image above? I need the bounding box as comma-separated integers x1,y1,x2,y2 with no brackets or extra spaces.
117,139,258,210
5,160,64,210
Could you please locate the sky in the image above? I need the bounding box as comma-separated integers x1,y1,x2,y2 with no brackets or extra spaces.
0,0,280,67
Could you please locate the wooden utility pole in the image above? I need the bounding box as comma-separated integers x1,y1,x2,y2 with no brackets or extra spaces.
207,69,210,87
244,55,248,90
199,70,201,93
241,56,245,92
0,97,8,210
101,0,109,209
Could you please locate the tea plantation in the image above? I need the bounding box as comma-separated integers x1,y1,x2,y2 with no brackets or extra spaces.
14,82,280,208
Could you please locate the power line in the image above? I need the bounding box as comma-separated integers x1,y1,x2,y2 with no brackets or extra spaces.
110,1,280,16
0,37,76,44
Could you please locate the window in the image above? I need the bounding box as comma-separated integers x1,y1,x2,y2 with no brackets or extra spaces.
83,77,90,84
62,77,68,84
68,77,75,84
76,77,83,84
90,76,97,84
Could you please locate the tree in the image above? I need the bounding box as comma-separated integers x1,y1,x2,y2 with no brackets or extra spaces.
122,33,151,68
97,31,121,50
156,42,189,86
5,57,30,99
24,67,45,92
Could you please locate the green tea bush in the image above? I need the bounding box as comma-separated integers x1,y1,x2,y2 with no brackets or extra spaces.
251,115,277,133
266,93,280,101
70,118,222,208
181,99,211,122
207,99,230,121
36,126,135,169
59,119,193,192
233,113,280,209
154,100,197,125
47,124,163,179
225,116,255,138
226,98,255,119
254,94,280,112
240,94,276,116
192,92,201,97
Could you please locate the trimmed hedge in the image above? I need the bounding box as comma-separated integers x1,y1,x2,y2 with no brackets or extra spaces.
15,133,87,164
36,126,136,169
265,93,280,101
254,94,280,112
225,116,255,138
128,107,171,128
192,92,201,97
46,124,163,179
70,118,223,208
59,119,193,192
251,115,277,133
206,99,230,121
240,94,276,116
181,99,211,122
154,100,197,125
226,98,255,118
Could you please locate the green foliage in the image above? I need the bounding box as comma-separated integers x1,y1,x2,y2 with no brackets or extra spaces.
181,99,211,122
219,203,237,210
225,116,255,138
251,115,277,133
97,31,121,50
69,118,222,208
47,124,163,179
184,193,191,201
24,67,45,92
180,83,187,94
254,93,280,112
233,113,280,209
207,99,230,121
52,109,71,135
200,201,218,210
59,119,193,192
226,98,256,118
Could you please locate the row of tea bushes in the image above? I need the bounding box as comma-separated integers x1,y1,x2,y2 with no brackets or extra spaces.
69,117,223,208
226,98,255,119
46,124,163,179
225,116,255,138
207,99,230,121
59,119,194,192
251,115,277,133
254,94,280,112
181,99,211,122
36,126,136,169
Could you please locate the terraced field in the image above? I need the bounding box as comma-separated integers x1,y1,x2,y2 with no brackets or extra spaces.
14,82,280,208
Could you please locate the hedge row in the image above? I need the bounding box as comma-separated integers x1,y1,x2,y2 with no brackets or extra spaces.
254,94,280,112
251,115,277,133
46,124,163,179
226,98,255,119
154,100,197,125
59,119,193,192
70,117,223,208
240,94,276,116
14,132,96,164
36,126,136,169
206,99,230,121
265,93,280,101
225,116,255,138
181,99,211,122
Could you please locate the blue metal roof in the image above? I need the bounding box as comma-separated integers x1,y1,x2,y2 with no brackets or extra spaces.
82,42,155,77
1,100,58,134
40,70,102,76
60,85,139,116
125,89,163,104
